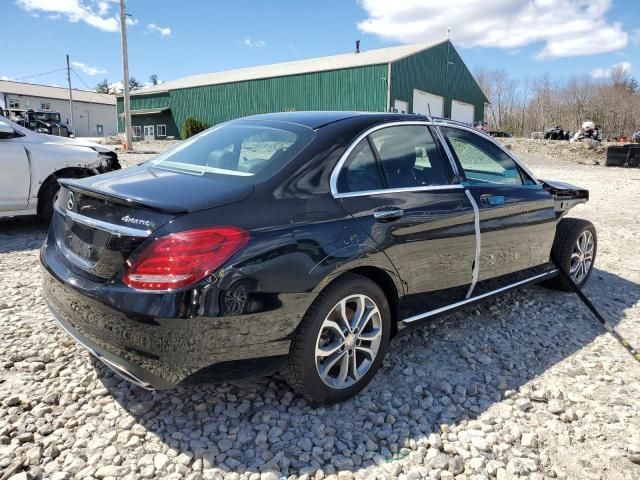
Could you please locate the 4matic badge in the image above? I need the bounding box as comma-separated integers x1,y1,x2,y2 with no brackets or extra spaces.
121,215,152,228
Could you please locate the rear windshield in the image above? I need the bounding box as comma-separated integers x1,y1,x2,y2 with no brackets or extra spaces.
149,121,313,182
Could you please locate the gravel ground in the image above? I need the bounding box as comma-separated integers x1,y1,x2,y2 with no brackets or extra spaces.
1,138,639,480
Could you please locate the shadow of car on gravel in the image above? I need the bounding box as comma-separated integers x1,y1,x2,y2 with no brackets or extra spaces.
0,216,48,255
89,267,639,477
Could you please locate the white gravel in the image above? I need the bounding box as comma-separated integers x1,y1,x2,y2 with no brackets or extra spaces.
1,138,639,480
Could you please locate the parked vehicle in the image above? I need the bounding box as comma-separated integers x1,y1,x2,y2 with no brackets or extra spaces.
0,116,120,221
544,126,571,140
488,131,512,138
16,109,73,137
41,112,596,404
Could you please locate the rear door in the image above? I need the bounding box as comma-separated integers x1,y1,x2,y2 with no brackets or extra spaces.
332,123,477,317
439,126,556,295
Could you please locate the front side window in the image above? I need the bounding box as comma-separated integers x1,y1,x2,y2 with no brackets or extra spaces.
157,124,167,137
149,121,313,182
133,126,141,138
370,125,450,188
442,127,523,186
8,99,19,109
337,139,383,193
40,103,51,111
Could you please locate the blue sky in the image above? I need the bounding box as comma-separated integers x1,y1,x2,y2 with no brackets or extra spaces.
2,0,639,90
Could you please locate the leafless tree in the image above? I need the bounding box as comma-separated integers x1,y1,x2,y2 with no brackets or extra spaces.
475,67,640,138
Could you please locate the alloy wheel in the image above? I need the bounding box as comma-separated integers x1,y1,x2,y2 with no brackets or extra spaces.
570,230,594,284
314,294,383,389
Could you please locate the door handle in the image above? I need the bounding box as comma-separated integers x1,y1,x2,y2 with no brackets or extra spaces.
479,194,506,206
373,208,404,222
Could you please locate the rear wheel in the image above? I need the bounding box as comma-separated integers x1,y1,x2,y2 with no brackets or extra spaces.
283,274,391,404
546,218,597,291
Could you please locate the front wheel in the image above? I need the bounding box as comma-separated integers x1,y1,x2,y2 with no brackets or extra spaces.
546,218,597,291
283,274,391,404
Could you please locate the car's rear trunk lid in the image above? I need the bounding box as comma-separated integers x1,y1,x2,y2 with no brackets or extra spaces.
53,167,255,281
52,184,178,282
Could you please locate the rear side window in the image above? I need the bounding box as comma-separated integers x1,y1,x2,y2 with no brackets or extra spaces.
149,122,313,182
442,127,523,186
337,139,384,193
369,126,450,188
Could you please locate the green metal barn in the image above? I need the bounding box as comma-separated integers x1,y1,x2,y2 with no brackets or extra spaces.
117,40,487,140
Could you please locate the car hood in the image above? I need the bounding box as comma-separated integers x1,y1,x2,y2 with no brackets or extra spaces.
40,135,111,152
62,164,255,214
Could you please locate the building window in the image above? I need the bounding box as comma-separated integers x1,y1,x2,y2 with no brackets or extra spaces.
157,124,167,137
133,126,141,138
393,99,409,114
9,99,19,109
40,103,51,111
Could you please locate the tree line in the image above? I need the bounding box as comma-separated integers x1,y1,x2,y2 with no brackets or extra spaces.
474,66,640,138
95,74,159,94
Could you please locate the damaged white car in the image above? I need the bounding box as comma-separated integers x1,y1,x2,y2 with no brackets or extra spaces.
0,116,120,221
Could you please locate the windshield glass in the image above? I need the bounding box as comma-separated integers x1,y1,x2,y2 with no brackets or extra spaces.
149,121,313,182
36,112,61,122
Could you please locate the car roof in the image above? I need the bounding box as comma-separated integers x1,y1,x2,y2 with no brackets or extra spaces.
243,111,431,129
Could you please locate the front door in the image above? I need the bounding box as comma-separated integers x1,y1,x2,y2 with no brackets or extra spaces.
144,125,155,140
96,124,104,137
0,123,30,211
333,123,477,317
439,126,557,295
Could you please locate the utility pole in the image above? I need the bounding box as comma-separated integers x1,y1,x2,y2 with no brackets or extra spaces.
66,54,74,132
119,0,133,151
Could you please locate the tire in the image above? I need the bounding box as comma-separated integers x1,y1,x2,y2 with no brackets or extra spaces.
37,179,60,224
283,273,391,404
545,218,597,291
37,173,87,224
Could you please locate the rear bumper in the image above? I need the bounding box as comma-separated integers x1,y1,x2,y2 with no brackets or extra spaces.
47,304,164,389
41,248,313,389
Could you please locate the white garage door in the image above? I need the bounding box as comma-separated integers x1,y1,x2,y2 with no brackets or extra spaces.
412,89,444,117
451,100,475,124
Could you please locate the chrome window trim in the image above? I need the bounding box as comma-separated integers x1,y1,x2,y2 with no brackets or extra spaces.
334,183,464,199
329,120,461,198
433,126,460,177
402,269,557,324
434,121,540,185
54,205,152,237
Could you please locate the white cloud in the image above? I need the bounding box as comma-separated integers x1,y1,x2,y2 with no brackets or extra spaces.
16,0,120,32
1,75,11,81
97,1,109,16
71,61,107,76
589,61,632,79
244,37,266,48
147,23,171,37
126,17,138,26
357,0,628,59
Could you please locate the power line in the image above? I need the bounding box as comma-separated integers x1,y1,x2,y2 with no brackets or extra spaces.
70,68,116,102
14,68,67,81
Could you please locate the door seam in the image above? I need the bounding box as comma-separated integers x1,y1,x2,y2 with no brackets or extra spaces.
465,188,481,299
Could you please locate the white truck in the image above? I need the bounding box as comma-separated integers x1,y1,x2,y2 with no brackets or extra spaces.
0,116,120,221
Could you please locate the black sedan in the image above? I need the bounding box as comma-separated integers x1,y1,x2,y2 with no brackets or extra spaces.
41,112,596,403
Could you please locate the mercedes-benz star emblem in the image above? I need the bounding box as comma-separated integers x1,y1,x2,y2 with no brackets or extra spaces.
67,191,75,210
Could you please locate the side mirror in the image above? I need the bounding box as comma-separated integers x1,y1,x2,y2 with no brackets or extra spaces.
0,123,15,139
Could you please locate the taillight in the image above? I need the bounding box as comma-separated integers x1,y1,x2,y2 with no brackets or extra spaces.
123,226,249,291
